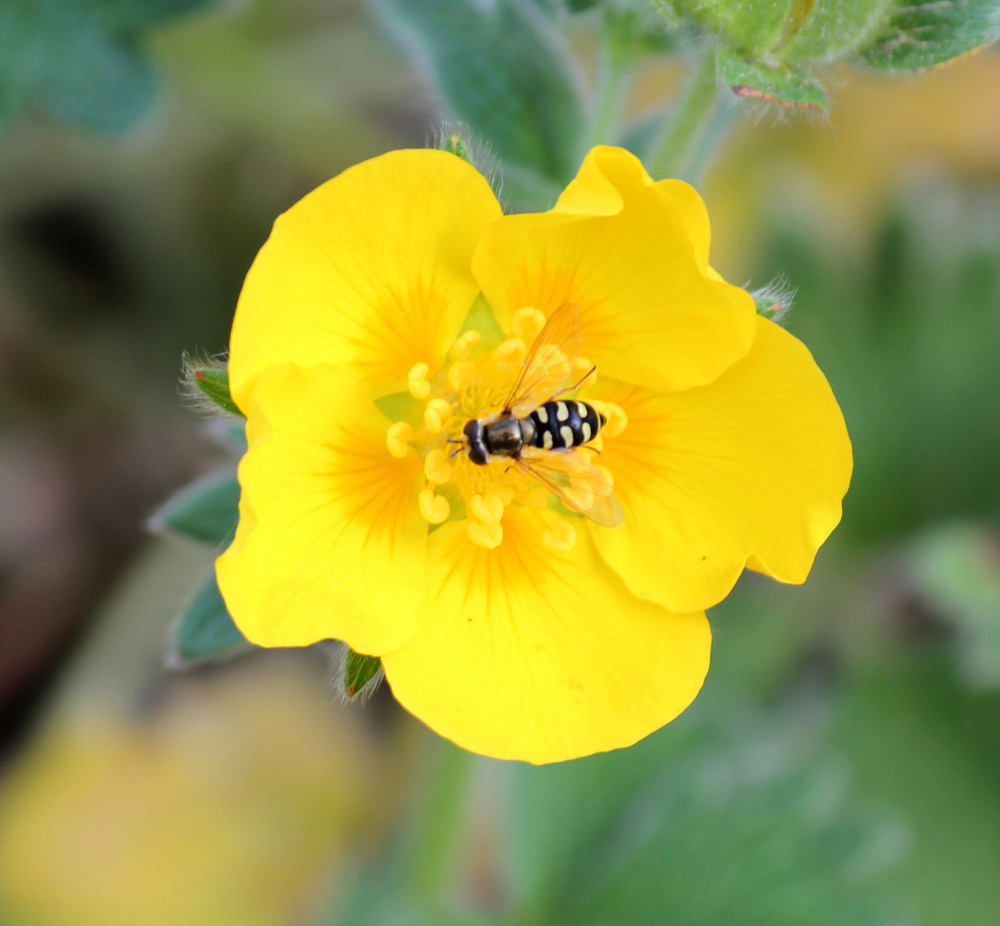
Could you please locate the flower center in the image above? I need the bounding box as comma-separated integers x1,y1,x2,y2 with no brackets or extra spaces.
386,307,627,550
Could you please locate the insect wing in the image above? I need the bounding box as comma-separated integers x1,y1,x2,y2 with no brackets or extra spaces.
504,303,582,418
514,450,623,528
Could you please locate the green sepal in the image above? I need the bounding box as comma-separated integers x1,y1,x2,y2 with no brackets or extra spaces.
148,468,240,546
169,570,252,666
858,0,1000,71
752,277,795,324
441,131,473,163
716,45,827,111
343,649,384,699
190,367,244,417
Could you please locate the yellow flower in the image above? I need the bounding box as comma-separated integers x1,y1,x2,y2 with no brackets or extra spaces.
216,145,852,764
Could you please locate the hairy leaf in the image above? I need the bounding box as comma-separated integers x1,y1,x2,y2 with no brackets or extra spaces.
378,0,585,186
148,468,240,546
859,0,1000,70
716,45,827,111
170,570,251,665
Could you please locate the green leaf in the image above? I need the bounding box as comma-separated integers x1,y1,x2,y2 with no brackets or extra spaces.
510,708,905,926
716,44,827,111
859,0,1000,71
148,468,240,546
190,367,244,417
343,649,383,699
0,0,216,133
170,570,251,665
378,0,585,186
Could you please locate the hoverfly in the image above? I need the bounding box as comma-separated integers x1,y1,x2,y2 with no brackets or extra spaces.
460,303,624,527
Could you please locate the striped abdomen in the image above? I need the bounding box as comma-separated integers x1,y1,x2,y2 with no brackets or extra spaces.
528,400,605,451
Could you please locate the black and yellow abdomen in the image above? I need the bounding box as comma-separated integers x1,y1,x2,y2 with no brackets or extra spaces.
528,400,605,451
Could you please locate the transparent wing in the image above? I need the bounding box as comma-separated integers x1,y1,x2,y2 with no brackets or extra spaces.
504,303,582,418
514,448,623,528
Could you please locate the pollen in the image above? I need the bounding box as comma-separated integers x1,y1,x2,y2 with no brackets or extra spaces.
386,421,413,458
418,487,450,524
542,518,577,552
447,360,475,392
592,400,628,438
467,519,503,549
408,362,431,400
493,338,527,365
510,306,545,342
449,329,481,360
469,493,504,525
424,398,452,434
424,448,453,485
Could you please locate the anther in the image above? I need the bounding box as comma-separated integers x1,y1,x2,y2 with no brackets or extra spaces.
424,398,451,434
424,448,453,485
408,362,431,400
449,329,481,360
467,520,503,549
386,421,413,458
418,487,450,524
592,401,628,438
542,519,577,552
469,493,504,525
493,338,527,365
447,360,474,392
510,306,545,342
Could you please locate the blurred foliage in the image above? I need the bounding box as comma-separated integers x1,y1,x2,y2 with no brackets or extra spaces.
1,1,1000,926
0,0,217,132
659,0,1000,111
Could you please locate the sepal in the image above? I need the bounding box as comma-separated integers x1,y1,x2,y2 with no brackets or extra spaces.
147,468,240,546
168,570,254,667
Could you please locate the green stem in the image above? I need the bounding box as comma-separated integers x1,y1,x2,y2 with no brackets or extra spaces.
647,45,719,180
586,32,631,148
408,736,475,906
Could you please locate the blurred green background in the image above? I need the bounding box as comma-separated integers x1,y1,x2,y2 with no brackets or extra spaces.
1,1,999,925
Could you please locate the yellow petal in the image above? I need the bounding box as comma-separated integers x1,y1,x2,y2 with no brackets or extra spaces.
381,506,710,764
229,149,503,409
216,363,427,653
591,317,853,613
471,145,755,394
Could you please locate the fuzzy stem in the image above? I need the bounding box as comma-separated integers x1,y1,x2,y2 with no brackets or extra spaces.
586,28,631,149
647,45,719,180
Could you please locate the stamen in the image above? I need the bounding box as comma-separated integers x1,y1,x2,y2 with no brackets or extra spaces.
493,338,527,365
510,306,545,342
449,329,482,360
386,421,413,458
408,362,431,400
469,493,504,525
424,398,452,434
467,520,503,549
542,518,577,552
447,360,474,392
592,401,628,438
418,487,450,524
424,448,453,485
